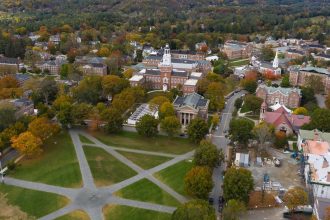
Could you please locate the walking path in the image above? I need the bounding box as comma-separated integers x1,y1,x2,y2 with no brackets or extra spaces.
3,129,192,220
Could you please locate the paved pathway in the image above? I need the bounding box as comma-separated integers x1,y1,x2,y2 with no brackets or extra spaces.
2,129,192,220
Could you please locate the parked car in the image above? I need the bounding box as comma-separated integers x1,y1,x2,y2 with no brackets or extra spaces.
208,197,214,205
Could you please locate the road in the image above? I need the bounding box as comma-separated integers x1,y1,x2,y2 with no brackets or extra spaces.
210,90,245,217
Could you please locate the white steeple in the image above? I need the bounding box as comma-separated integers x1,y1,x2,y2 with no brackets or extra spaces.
272,49,279,68
161,44,171,66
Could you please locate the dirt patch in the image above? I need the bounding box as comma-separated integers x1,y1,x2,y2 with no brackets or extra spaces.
248,150,304,189
0,193,34,220
248,191,277,209
95,156,104,162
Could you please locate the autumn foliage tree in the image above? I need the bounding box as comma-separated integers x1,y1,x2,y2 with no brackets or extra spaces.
11,131,43,157
283,187,308,212
172,199,216,220
184,166,213,199
28,117,60,141
160,116,181,136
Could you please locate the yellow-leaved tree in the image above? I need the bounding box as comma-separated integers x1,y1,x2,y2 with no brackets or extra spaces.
11,132,43,157
28,117,60,141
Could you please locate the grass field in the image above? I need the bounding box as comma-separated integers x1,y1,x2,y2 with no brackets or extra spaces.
115,178,180,207
103,205,171,220
55,210,90,220
117,151,171,170
10,131,82,188
83,147,137,187
228,59,250,67
79,134,94,144
0,185,69,218
89,131,196,154
154,160,193,196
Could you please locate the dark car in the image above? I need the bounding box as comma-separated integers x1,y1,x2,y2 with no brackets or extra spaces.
208,197,214,205
218,196,225,204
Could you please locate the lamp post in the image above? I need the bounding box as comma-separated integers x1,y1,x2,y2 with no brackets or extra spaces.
0,152,3,183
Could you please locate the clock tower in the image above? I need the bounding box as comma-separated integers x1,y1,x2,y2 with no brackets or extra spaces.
159,44,173,91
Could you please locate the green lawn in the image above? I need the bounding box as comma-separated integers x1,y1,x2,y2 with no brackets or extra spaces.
154,160,193,196
228,59,250,67
103,205,171,220
83,146,137,187
89,131,196,154
10,131,82,188
117,151,171,170
79,134,94,144
55,210,90,220
115,178,180,207
0,184,69,218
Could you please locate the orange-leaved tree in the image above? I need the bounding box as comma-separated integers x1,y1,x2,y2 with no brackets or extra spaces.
11,131,43,157
28,117,60,141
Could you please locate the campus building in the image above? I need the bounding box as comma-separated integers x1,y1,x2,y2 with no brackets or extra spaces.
173,93,209,127
256,85,301,109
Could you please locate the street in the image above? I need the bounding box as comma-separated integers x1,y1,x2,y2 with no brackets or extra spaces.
210,90,245,217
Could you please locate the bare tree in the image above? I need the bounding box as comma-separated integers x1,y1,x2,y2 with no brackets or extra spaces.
253,122,274,151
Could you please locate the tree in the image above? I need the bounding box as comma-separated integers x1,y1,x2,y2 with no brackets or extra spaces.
293,107,308,115
103,108,124,133
253,122,274,150
260,46,275,61
136,115,159,137
223,167,254,203
283,187,308,212
97,47,110,57
229,118,254,145
0,122,26,151
305,75,324,94
184,166,213,199
172,199,216,220
280,75,290,88
308,108,330,132
71,103,93,125
222,199,246,220
11,131,43,157
211,113,220,126
159,102,175,119
28,117,60,141
0,103,16,131
101,75,129,98
243,95,263,114
241,79,257,94
123,68,134,79
161,116,181,136
301,87,316,106
194,140,221,168
234,98,243,109
32,78,58,105
149,96,170,107
56,102,73,127
205,82,225,111
274,131,288,148
72,76,103,104
187,118,209,143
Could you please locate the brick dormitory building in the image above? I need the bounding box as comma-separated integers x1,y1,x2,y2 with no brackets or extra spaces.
130,44,207,94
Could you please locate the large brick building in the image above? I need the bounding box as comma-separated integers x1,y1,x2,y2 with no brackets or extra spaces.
142,47,211,74
256,85,301,108
130,44,203,94
221,41,253,60
289,66,330,91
